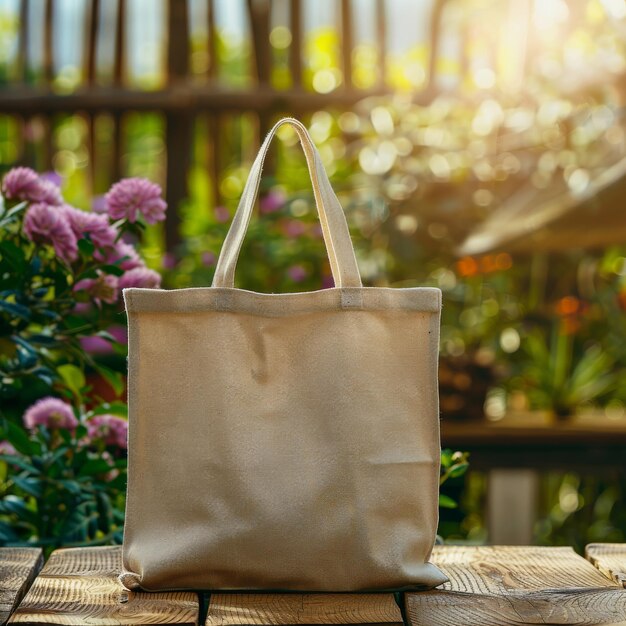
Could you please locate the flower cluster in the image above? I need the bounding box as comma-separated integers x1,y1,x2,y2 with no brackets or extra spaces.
0,396,128,453
1,169,167,300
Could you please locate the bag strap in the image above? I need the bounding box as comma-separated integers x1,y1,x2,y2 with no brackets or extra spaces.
211,117,362,289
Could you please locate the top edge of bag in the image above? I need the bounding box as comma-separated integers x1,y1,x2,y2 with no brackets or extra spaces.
123,286,442,315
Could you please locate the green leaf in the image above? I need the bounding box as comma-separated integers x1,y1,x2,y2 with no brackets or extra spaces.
12,335,37,355
0,496,39,525
29,334,59,346
0,201,28,224
95,364,125,397
0,300,31,321
12,475,43,498
93,402,127,417
75,268,98,282
0,520,19,542
57,364,86,397
99,264,125,277
78,459,113,477
78,238,95,256
0,241,27,272
5,422,37,456
449,463,469,479
439,494,458,509
58,479,82,495
440,448,453,468
0,455,40,474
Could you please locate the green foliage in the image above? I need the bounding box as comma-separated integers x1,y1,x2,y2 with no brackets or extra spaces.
439,449,470,509
0,406,126,552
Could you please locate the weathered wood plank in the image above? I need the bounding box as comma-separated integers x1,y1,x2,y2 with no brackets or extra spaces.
406,545,626,626
8,546,198,626
0,548,43,626
206,594,403,626
586,543,626,588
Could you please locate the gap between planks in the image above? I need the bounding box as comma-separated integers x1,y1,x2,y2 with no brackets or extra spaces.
406,545,626,626
0,548,43,626
586,543,626,588
8,546,198,626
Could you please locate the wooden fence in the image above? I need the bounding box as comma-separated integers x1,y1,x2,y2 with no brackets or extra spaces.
0,0,513,249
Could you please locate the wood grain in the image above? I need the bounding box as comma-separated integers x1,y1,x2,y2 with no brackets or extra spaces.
0,548,43,626
8,546,198,626
206,594,403,626
406,545,626,626
586,543,626,588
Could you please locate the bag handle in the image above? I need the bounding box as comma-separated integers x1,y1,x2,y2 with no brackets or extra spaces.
211,118,362,289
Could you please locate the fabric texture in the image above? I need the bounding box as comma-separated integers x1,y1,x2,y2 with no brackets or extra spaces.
120,117,448,592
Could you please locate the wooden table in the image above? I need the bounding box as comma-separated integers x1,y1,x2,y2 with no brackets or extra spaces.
2,544,626,626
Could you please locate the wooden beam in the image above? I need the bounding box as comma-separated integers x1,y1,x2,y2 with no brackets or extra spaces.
43,0,53,84
0,548,43,626
340,0,353,89
586,543,626,588
289,0,302,87
85,0,100,85
207,0,217,80
376,0,387,87
407,545,626,626
206,593,403,626
0,84,392,114
17,0,29,83
426,0,446,93
165,0,192,250
247,0,271,85
113,0,126,85
8,546,198,626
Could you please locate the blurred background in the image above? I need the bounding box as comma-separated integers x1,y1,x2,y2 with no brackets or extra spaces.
1,0,626,549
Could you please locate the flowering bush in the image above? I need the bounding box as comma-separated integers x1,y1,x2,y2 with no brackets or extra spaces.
0,396,128,549
0,168,166,548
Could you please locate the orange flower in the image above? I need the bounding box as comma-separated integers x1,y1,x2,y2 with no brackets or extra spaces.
556,296,580,316
456,256,479,277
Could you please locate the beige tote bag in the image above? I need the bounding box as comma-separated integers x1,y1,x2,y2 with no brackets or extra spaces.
120,117,447,592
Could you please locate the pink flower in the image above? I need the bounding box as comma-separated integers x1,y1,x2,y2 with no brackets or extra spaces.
214,205,230,223
118,267,161,289
40,171,62,188
105,178,167,224
260,189,286,214
80,325,126,355
161,252,177,270
61,205,118,248
74,272,119,305
282,219,307,238
23,397,78,431
201,251,215,267
2,167,62,205
87,414,128,449
96,240,143,271
0,441,17,455
91,195,107,213
23,203,78,263
287,264,308,282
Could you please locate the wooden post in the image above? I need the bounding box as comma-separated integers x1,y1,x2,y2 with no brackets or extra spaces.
18,0,29,83
289,0,302,88
164,0,192,250
376,0,387,87
487,468,539,545
426,0,445,97
341,0,353,89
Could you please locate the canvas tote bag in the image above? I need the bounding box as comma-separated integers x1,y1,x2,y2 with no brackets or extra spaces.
120,117,448,593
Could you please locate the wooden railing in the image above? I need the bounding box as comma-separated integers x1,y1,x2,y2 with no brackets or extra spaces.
0,0,456,249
